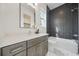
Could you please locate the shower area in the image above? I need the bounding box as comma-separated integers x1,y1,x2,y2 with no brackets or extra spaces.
47,3,79,55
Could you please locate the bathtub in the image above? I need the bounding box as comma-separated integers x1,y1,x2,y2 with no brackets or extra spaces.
48,37,78,55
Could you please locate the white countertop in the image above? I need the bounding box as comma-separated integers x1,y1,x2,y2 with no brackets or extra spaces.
0,33,48,48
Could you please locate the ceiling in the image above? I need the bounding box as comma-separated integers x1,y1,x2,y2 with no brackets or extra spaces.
47,3,65,10
22,3,65,10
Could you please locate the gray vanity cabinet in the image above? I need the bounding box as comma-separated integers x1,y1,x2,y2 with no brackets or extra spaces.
0,35,48,56
36,40,48,56
2,41,26,56
0,48,1,56
40,40,48,56
27,45,36,56
27,36,48,56
27,42,43,56
36,43,43,56
27,40,48,56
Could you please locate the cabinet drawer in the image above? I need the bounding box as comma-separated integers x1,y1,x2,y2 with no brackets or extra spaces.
0,48,1,56
27,35,48,48
2,41,26,56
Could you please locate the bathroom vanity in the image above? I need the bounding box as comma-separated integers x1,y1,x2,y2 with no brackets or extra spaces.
0,33,48,56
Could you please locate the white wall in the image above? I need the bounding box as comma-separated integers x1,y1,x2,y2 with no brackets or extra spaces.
4,3,19,33
0,4,5,38
0,3,47,38
0,3,20,38
0,3,26,38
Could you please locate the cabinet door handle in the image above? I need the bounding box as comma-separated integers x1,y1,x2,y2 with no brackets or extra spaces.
10,46,24,54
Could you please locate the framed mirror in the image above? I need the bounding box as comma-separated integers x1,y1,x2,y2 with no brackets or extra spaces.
19,3,36,29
